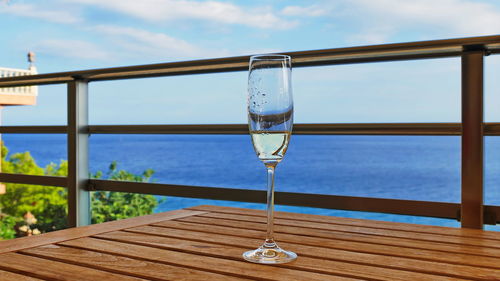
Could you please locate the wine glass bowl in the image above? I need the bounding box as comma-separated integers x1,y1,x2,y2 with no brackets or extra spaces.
243,54,297,264
248,55,293,166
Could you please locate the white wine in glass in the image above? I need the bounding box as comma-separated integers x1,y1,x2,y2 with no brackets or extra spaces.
243,54,297,264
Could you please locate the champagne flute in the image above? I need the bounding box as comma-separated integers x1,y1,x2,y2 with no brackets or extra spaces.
243,54,297,264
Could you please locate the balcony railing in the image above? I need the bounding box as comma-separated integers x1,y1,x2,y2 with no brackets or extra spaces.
0,35,499,229
0,67,37,96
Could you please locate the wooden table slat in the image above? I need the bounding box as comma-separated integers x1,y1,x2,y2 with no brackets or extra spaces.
100,229,475,281
172,216,500,269
188,205,500,240
0,269,44,281
60,237,361,281
147,220,500,280
175,215,500,257
0,209,205,254
196,211,500,248
21,244,252,281
0,252,146,281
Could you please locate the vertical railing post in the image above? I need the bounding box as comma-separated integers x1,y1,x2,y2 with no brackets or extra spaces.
67,79,90,227
461,46,485,229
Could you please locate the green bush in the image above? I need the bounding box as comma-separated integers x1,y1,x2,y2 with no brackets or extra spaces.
90,161,162,224
0,214,18,240
0,143,160,239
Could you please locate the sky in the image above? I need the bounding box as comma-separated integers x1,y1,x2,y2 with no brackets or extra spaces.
1,0,500,125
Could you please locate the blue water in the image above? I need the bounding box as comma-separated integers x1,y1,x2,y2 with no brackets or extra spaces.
3,134,500,229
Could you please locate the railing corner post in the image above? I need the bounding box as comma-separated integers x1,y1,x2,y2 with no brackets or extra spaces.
67,78,90,227
461,47,485,229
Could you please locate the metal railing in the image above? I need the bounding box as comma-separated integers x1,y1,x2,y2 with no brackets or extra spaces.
1,35,499,229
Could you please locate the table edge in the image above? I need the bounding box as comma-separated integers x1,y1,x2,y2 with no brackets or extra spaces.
0,209,206,254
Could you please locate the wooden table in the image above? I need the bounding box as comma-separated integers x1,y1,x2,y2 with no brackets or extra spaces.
0,205,500,280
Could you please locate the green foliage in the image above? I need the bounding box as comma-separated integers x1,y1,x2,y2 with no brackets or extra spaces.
90,161,160,224
0,143,160,239
0,145,68,233
0,214,18,240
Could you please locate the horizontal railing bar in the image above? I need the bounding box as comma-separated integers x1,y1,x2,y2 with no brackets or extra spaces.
484,205,500,224
484,123,500,135
294,123,462,135
0,123,461,135
0,35,500,87
278,191,460,220
4,175,499,222
88,124,248,134
59,50,464,83
89,179,460,220
88,123,463,135
0,126,67,134
3,123,500,135
0,173,67,187
2,175,498,223
83,122,500,136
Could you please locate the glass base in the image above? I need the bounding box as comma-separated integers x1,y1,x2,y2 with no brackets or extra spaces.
243,242,297,264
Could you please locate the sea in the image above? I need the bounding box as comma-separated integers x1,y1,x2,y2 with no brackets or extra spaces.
4,133,500,230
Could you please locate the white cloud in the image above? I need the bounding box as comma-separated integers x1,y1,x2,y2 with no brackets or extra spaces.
64,0,296,29
343,0,500,43
92,25,207,59
0,2,81,24
281,5,328,17
34,39,109,60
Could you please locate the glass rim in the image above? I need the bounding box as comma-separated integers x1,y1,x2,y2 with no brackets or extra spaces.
250,54,291,61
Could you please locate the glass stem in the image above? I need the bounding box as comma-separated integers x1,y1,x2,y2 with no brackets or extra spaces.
265,164,276,247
